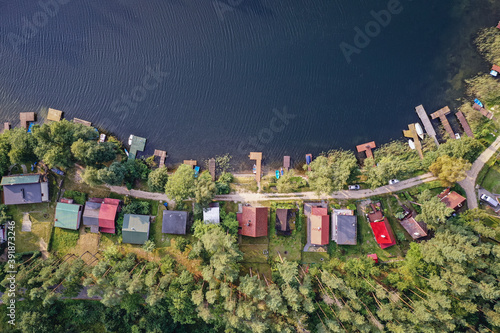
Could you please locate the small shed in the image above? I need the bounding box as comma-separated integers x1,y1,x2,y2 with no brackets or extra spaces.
203,204,220,224
83,201,101,227
367,253,379,263
275,208,292,235
54,202,82,230
122,214,150,244
162,210,188,234
47,108,63,122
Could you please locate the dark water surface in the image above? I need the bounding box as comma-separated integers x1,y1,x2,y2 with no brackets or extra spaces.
0,0,498,168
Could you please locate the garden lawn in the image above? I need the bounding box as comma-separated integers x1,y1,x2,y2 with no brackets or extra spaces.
480,163,500,194
50,228,80,255
8,203,55,253
268,206,303,262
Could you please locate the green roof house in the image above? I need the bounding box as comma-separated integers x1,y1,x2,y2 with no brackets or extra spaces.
122,214,150,245
54,202,82,230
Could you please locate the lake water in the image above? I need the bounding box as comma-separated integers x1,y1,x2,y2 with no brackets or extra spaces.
0,0,498,169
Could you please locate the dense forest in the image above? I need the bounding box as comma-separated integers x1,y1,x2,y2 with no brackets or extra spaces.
0,211,499,332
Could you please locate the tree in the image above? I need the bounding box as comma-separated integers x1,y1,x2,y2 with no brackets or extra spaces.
147,167,169,192
429,155,471,187
123,159,150,187
122,201,150,215
0,205,11,225
194,171,216,208
98,162,126,185
32,119,98,168
276,170,305,193
71,139,117,166
165,164,196,203
0,134,11,176
415,190,454,228
307,150,357,194
7,128,37,165
81,167,102,186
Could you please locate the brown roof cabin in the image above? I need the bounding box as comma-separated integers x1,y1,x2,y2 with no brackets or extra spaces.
438,189,466,211
20,112,35,130
276,208,294,236
400,216,428,239
237,206,268,237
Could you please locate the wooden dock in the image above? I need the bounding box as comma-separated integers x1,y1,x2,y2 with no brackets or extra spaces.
431,106,455,140
249,152,262,184
154,149,167,168
415,105,439,146
455,112,474,138
20,112,35,130
283,156,290,171
47,108,63,122
208,158,216,181
73,118,92,127
183,160,197,168
403,124,423,159
473,103,494,120
356,141,376,160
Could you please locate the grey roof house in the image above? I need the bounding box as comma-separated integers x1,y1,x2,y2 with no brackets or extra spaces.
331,209,357,245
162,210,188,235
82,201,101,227
1,174,49,205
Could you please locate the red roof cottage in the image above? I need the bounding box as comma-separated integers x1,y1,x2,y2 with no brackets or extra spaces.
310,207,329,246
237,206,268,237
370,217,396,249
438,189,466,211
99,198,120,233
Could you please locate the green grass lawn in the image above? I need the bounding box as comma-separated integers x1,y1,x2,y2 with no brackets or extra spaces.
480,163,500,194
8,203,55,253
268,206,303,262
49,228,80,255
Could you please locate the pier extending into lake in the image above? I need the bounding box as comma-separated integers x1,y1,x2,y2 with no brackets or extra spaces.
431,106,455,140
415,105,439,146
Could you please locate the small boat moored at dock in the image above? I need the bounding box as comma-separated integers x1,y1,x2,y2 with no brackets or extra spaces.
415,123,424,140
253,164,257,174
128,135,134,146
99,134,106,143
408,139,416,150
474,98,484,108
276,170,280,180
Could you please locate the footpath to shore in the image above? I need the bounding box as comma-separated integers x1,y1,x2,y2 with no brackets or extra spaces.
105,138,500,205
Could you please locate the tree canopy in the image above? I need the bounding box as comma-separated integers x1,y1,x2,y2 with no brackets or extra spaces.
165,164,196,203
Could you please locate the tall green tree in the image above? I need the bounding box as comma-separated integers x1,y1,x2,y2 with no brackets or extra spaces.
71,139,117,166
7,128,37,165
429,155,471,187
165,164,196,203
147,167,169,192
416,190,454,228
194,171,216,208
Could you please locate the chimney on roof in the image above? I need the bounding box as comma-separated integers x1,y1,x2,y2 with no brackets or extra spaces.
131,227,135,231
381,235,386,238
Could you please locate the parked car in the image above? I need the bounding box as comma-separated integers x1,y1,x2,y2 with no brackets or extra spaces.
480,194,499,208
348,185,360,190
388,179,400,185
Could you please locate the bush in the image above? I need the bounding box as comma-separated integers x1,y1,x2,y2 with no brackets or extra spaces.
175,238,189,252
142,240,156,252
63,190,87,205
